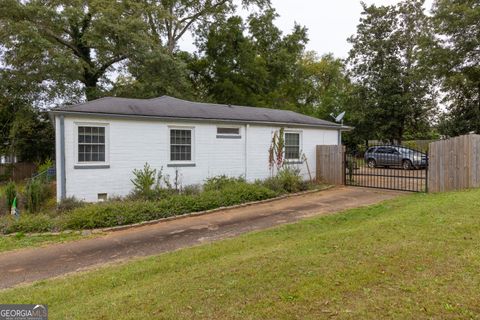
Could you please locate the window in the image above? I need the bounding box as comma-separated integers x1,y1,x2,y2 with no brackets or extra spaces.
217,127,240,135
78,126,106,162
285,132,300,160
170,129,192,161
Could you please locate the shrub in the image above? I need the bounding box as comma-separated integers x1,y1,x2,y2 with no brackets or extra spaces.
62,182,277,231
261,167,307,194
57,196,85,213
37,158,54,174
131,163,157,199
182,184,201,196
0,214,55,234
4,181,16,212
24,179,52,213
277,167,304,193
203,175,245,192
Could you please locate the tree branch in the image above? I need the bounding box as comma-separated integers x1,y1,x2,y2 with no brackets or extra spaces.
94,55,128,78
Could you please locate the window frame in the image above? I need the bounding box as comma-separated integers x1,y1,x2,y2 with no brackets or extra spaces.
168,126,195,165
73,122,109,167
284,130,302,162
216,126,241,139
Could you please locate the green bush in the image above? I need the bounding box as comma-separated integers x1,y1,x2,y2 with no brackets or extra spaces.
181,184,201,196
131,163,157,200
57,196,85,213
0,214,55,234
24,179,52,213
260,167,307,194
203,175,245,192
0,175,312,234
4,181,16,212
62,182,277,230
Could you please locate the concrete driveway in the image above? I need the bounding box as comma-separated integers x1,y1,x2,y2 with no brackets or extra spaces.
0,186,404,289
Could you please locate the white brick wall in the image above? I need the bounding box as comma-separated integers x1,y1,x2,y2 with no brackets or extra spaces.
56,115,339,202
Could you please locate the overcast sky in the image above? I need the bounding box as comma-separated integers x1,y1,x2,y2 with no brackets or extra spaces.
180,0,434,58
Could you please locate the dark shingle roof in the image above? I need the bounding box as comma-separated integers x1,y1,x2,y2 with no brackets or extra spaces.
52,96,342,128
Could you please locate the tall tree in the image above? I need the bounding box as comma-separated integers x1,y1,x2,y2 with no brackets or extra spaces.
348,0,437,144
0,74,54,163
191,9,308,109
433,0,480,136
0,0,148,101
297,52,352,119
142,0,270,54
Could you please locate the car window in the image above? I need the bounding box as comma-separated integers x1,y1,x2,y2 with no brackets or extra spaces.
376,147,387,154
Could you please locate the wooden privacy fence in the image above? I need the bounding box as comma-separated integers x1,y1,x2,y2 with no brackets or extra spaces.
0,163,37,182
428,134,480,193
316,145,345,185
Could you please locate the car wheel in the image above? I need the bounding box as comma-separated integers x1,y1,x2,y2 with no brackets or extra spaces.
402,159,413,170
367,158,376,168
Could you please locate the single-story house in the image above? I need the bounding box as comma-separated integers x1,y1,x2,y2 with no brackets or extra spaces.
50,96,349,202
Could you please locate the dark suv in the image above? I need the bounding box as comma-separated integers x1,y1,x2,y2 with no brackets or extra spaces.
364,146,427,169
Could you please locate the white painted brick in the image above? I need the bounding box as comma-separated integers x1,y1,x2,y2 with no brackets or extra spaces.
56,116,339,202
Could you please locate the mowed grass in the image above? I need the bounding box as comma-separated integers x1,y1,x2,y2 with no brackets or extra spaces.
0,232,97,253
1,189,480,319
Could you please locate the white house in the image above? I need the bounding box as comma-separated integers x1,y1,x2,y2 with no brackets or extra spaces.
51,96,348,202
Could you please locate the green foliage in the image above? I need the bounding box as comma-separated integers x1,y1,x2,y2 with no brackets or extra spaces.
0,95,54,164
37,158,54,175
0,0,149,101
191,9,308,109
56,197,85,213
24,179,52,213
347,0,437,143
432,0,480,137
260,167,307,194
112,51,194,100
131,163,157,200
4,181,16,212
203,175,245,192
298,52,353,119
0,214,55,234
62,182,276,230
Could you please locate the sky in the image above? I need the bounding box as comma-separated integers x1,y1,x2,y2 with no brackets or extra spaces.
179,0,435,59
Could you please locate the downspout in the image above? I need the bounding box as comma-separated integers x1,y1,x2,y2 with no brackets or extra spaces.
244,124,249,181
59,115,66,200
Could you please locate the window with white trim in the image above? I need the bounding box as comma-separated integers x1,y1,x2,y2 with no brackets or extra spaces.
170,129,192,161
284,132,300,160
78,126,106,162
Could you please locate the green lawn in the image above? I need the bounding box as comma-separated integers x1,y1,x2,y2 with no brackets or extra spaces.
0,232,98,253
1,189,479,319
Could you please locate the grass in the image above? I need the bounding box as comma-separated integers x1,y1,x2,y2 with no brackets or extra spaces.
1,189,480,319
0,232,98,253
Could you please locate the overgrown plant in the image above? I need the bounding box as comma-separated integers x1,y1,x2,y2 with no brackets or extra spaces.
131,163,157,199
4,181,16,212
25,179,43,213
268,128,285,176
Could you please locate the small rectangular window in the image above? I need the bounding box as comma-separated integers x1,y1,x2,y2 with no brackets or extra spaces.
285,132,300,160
97,193,108,202
78,126,106,162
170,129,192,161
217,127,240,135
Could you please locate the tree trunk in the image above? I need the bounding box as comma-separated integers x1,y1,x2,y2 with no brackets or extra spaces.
84,71,100,101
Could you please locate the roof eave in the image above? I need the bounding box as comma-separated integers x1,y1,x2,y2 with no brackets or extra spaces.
49,110,344,130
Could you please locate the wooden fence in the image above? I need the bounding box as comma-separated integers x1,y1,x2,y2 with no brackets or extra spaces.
428,134,480,193
0,163,37,182
316,145,345,185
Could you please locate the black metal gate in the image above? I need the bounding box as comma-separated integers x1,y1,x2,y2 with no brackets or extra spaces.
345,144,428,192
